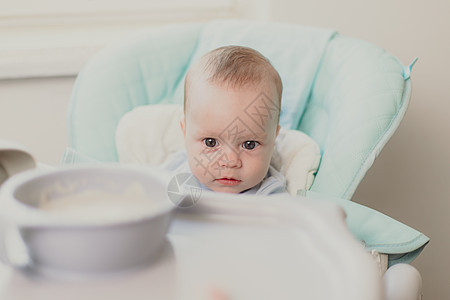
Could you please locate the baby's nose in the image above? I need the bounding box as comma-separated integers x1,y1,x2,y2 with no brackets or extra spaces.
218,148,242,168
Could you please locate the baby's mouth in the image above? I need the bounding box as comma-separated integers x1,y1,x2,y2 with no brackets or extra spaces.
215,177,242,186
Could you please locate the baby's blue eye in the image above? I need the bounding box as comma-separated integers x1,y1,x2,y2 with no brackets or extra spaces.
242,141,259,150
203,138,217,147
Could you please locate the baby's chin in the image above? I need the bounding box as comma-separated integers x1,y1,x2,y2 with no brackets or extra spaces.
206,182,255,194
209,187,243,194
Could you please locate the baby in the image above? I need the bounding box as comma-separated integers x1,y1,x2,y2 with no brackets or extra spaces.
166,45,286,195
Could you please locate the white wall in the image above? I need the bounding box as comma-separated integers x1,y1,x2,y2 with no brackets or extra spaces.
0,77,74,164
268,0,449,298
0,0,448,298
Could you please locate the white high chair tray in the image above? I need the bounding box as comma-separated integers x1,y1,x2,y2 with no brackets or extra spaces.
0,194,382,300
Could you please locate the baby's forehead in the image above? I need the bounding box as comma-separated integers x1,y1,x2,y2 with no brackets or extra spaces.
186,80,279,131
188,103,277,141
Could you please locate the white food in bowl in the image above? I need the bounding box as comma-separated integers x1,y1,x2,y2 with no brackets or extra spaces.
38,182,158,221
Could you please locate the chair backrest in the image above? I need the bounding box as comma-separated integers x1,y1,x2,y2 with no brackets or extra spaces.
68,20,411,200
299,35,411,199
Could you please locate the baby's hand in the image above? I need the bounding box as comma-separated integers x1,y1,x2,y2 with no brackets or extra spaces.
205,286,230,300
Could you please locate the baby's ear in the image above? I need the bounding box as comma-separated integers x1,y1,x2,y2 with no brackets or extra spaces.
276,125,281,137
180,115,186,138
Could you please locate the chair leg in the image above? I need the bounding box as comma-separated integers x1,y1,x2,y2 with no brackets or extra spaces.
383,263,423,300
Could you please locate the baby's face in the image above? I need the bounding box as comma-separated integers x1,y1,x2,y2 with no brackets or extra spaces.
181,79,280,193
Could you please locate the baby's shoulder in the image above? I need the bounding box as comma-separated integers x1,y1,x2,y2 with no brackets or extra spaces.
159,150,189,173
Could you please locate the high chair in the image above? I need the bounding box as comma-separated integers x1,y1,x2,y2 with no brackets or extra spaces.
65,19,429,299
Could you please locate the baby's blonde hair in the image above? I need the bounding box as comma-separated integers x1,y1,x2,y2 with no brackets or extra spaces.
184,46,283,120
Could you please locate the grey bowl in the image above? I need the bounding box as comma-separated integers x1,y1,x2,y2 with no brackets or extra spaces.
0,165,174,279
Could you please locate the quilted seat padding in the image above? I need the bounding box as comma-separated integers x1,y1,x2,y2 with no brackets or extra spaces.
66,21,428,264
299,36,410,199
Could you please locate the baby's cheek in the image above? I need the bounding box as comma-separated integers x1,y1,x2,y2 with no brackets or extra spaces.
187,147,217,182
246,154,270,179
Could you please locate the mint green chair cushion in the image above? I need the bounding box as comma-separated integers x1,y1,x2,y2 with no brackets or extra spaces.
300,36,412,199
67,20,428,264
